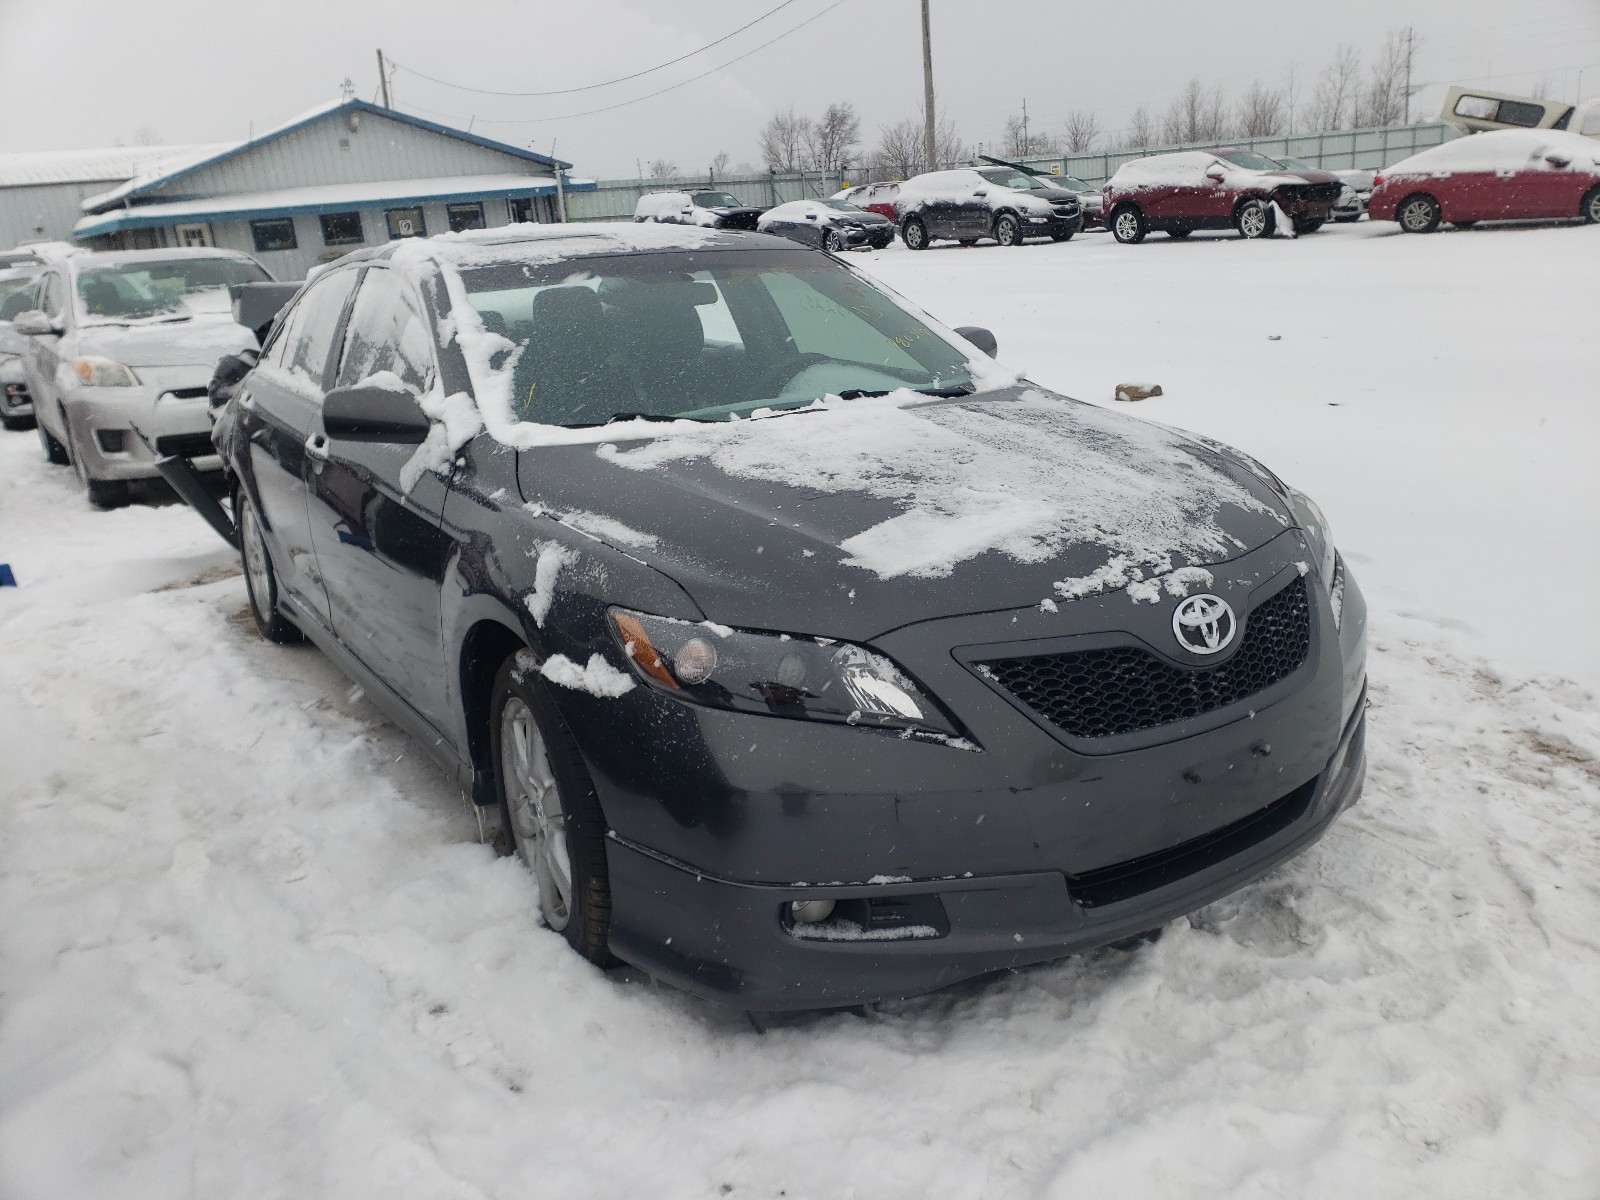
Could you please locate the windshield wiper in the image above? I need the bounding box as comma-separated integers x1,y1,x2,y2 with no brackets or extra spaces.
834,384,976,401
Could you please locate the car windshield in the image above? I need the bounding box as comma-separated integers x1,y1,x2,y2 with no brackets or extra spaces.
692,192,744,208
1216,150,1285,171
460,249,976,428
1272,155,1316,170
75,257,269,319
1060,176,1094,191
976,168,1041,190
0,272,40,320
822,199,863,211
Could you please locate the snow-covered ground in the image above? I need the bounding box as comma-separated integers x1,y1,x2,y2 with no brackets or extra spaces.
2,220,1598,1199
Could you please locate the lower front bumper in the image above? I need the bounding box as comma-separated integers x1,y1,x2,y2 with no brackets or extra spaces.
62,388,217,481
606,696,1367,1010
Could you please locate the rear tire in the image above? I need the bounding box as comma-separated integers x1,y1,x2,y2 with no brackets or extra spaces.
957,238,978,247
237,489,303,644
901,216,929,250
491,652,613,964
38,419,67,464
1582,186,1600,224
1110,205,1146,244
2,413,33,432
1396,193,1441,233
994,213,1023,246
1050,228,1075,242
1235,197,1275,239
1295,217,1325,234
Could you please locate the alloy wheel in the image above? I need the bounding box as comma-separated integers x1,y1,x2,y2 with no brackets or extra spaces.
1584,188,1600,224
1238,202,1270,239
1399,196,1439,233
501,696,574,931
1113,209,1141,242
240,502,274,621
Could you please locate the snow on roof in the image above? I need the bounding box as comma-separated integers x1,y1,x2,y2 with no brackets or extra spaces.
80,99,574,214
73,174,598,239
0,144,230,189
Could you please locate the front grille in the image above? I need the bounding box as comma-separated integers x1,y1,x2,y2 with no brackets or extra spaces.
979,576,1312,739
1051,201,1081,217
154,432,216,459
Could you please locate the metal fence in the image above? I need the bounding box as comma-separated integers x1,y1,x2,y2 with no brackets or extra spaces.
1004,121,1461,185
564,169,846,222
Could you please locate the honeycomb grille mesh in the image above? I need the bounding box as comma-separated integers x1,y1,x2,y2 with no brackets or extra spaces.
980,577,1312,739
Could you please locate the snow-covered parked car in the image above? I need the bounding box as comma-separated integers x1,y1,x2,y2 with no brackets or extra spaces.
1103,149,1342,242
1368,129,1600,231
834,181,901,220
895,167,1082,249
633,189,764,230
209,221,1367,1012
15,248,270,507
0,264,43,430
757,198,895,250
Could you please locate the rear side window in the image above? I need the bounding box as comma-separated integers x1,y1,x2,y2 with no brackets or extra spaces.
335,268,437,394
1497,100,1546,127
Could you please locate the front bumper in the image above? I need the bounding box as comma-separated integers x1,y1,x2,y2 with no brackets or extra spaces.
61,380,218,481
1019,210,1082,239
1332,191,1369,221
838,223,896,249
587,538,1368,1009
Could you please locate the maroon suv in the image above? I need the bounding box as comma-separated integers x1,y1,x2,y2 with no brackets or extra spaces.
1103,148,1343,243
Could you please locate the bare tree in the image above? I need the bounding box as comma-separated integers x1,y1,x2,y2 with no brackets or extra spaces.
933,112,967,170
708,150,732,178
1063,110,1101,153
1124,106,1159,149
134,125,163,146
871,117,924,179
1355,28,1416,127
1528,76,1554,100
1162,77,1229,144
1308,45,1362,130
647,159,678,179
806,102,862,173
1234,80,1287,138
759,107,812,172
1002,112,1059,158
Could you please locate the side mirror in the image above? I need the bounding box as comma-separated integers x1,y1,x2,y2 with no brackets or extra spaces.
1205,169,1227,183
323,383,432,444
12,309,57,336
1545,152,1571,168
973,189,988,197
805,212,819,220
955,326,998,358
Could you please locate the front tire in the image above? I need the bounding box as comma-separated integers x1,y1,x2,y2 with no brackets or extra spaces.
491,653,612,963
2,413,34,432
823,229,843,252
994,213,1024,246
901,216,929,250
1396,193,1441,233
237,489,302,644
1235,197,1275,239
1581,186,1600,224
1110,205,1146,244
38,419,68,464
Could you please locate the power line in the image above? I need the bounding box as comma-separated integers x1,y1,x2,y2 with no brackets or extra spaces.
390,0,804,98
392,1,849,126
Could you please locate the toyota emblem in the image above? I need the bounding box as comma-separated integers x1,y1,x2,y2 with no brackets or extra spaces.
1173,594,1237,655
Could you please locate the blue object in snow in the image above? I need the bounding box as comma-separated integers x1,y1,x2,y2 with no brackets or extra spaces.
0,563,15,587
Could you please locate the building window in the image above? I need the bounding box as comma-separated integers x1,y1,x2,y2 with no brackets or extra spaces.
447,202,485,232
508,197,537,224
128,227,165,250
174,222,214,248
320,211,364,246
385,206,426,239
250,218,298,252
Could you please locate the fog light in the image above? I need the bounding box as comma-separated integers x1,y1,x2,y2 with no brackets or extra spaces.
96,429,126,453
789,899,835,925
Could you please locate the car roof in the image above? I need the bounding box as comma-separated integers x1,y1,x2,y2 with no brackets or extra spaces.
343,222,803,269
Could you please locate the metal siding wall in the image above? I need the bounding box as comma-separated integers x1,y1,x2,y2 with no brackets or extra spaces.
0,179,131,246
1012,121,1462,185
140,111,552,200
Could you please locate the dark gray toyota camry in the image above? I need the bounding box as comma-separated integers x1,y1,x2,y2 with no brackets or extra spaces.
214,223,1367,1010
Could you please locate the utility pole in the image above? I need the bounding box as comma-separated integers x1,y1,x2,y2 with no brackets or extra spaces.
1402,27,1416,124
920,0,937,171
376,49,391,108
1022,98,1029,155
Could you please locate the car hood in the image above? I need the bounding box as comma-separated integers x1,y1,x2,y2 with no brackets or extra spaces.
710,207,766,218
835,212,891,226
73,309,258,368
514,386,1294,641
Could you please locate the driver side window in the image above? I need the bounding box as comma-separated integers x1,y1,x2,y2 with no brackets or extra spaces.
335,268,437,394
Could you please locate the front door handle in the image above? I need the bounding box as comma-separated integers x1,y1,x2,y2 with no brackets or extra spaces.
305,432,330,462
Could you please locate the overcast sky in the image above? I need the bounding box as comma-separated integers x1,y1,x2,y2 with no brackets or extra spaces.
2,0,1596,176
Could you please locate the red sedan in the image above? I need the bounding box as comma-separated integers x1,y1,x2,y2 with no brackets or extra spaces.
1369,129,1600,232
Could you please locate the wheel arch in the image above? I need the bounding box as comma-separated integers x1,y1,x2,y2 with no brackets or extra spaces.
457,612,537,806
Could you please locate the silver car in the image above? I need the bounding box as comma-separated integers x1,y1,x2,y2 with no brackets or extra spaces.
16,248,270,507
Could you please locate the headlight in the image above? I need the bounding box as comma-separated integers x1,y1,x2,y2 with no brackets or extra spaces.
73,356,140,387
1288,487,1337,589
609,608,960,738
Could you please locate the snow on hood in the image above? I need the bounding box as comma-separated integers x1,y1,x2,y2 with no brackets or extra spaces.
75,291,257,368
594,388,1281,585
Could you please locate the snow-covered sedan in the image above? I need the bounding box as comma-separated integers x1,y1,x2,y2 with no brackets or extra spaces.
633,189,765,230
1369,129,1600,232
757,198,895,250
211,223,1367,1011
895,168,1082,248
14,248,270,508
